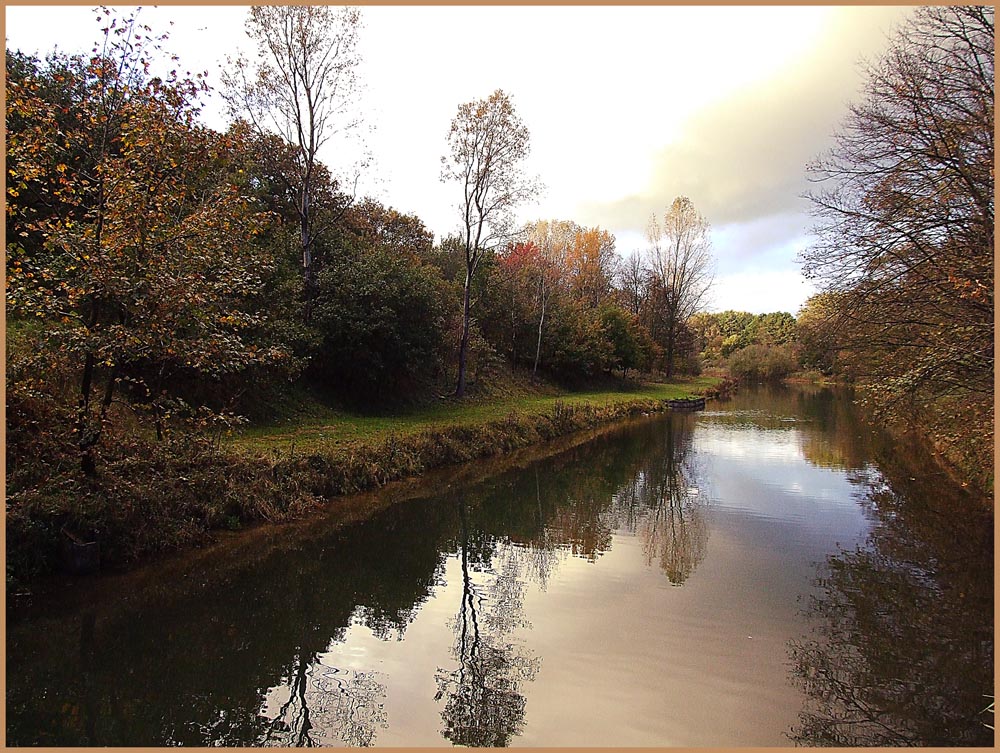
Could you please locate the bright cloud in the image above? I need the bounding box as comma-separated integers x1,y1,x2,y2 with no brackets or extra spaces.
4,5,915,314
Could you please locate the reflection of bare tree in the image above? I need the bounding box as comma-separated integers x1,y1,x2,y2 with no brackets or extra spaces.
263,650,315,747
611,418,708,585
258,579,388,748
260,656,388,747
640,489,708,585
789,472,993,746
434,499,540,747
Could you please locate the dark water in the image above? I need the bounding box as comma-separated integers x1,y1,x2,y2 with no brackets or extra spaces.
6,385,994,746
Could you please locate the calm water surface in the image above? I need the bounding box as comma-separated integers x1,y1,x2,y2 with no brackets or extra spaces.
7,385,993,746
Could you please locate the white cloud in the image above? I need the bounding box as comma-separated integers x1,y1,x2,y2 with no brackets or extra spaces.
5,5,913,313
707,268,817,315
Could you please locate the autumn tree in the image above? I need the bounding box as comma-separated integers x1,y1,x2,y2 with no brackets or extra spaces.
646,197,714,376
802,6,993,476
441,89,539,396
795,293,844,375
341,198,435,257
223,5,363,297
493,240,546,371
522,219,577,373
565,226,617,308
6,11,281,475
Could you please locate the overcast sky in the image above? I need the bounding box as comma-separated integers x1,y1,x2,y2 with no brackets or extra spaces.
6,5,915,315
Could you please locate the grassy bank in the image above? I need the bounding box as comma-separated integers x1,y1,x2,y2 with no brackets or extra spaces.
8,377,720,589
235,377,721,453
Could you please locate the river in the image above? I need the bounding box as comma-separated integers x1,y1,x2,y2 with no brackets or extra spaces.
6,384,994,746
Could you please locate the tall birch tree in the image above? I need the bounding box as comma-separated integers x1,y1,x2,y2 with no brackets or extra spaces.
442,89,539,397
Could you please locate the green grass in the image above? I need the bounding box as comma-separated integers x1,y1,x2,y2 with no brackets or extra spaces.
233,376,720,454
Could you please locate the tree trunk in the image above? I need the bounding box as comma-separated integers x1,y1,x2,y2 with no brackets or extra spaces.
78,353,97,477
665,321,676,378
456,269,472,397
532,290,546,376
300,189,317,322
78,357,120,477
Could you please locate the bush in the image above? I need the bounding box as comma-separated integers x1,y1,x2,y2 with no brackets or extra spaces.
310,247,451,402
543,298,613,377
726,343,797,382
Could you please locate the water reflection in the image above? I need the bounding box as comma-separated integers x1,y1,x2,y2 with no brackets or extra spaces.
789,417,994,746
434,502,539,746
5,388,992,747
6,415,705,746
608,416,707,584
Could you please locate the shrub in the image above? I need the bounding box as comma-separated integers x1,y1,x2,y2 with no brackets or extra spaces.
726,343,797,382
310,247,451,402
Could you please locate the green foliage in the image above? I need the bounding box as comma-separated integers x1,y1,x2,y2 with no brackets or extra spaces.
543,297,612,378
726,343,798,382
599,305,644,375
690,310,797,365
310,247,450,401
756,311,797,346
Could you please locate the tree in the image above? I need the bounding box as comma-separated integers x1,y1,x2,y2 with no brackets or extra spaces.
223,5,363,298
646,197,714,377
599,304,651,379
310,247,450,402
801,7,993,417
342,198,434,257
796,293,844,375
522,220,576,374
441,89,539,397
565,226,617,308
755,311,796,346
6,12,281,475
617,249,650,318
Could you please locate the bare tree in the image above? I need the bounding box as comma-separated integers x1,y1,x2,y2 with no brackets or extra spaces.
802,6,994,408
617,249,650,318
223,5,363,297
442,89,539,397
646,197,715,377
801,7,993,481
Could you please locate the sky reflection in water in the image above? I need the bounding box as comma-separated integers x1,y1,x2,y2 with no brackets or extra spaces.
6,385,993,746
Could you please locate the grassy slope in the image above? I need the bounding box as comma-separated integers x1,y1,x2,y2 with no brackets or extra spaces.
7,375,721,586
233,376,721,454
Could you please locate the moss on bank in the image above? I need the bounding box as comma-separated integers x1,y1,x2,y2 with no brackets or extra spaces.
7,378,718,589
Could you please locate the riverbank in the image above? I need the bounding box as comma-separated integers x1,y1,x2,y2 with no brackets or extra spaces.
7,377,720,590
10,382,991,747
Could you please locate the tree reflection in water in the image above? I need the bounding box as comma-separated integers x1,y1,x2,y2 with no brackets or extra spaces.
257,576,389,747
434,499,540,747
607,416,708,585
789,440,993,746
261,659,387,747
